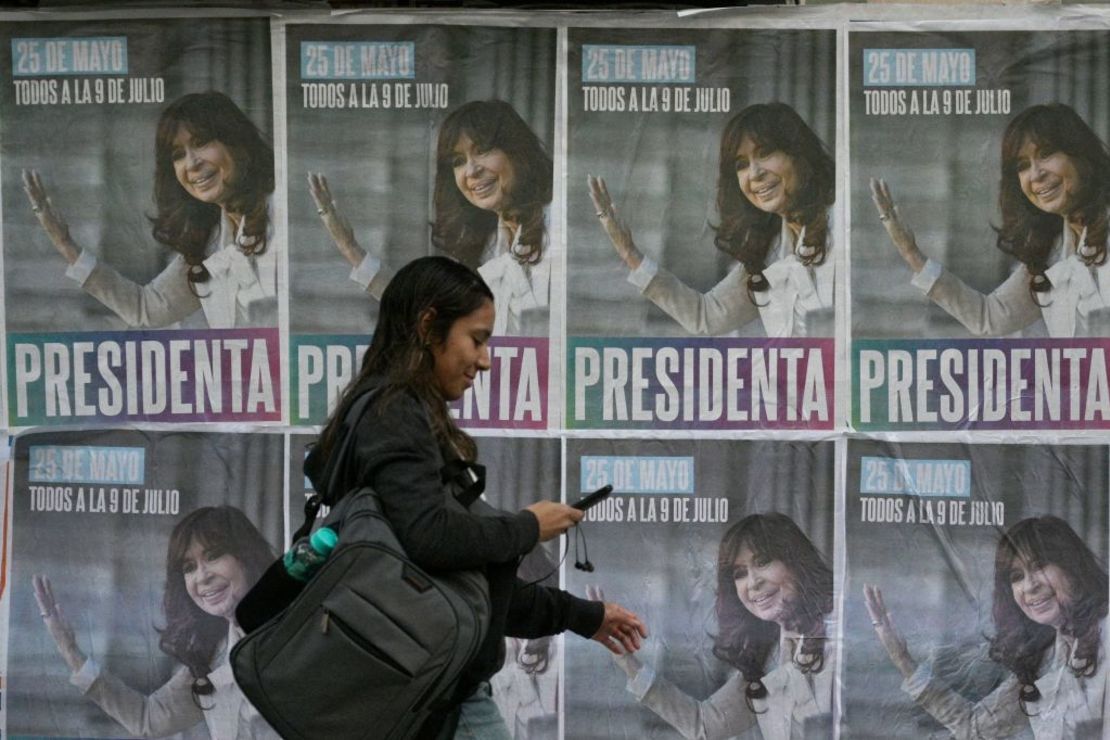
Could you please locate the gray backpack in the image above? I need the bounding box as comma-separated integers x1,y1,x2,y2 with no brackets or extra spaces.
231,392,491,739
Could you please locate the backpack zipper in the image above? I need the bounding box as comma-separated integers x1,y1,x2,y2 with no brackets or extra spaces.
322,607,414,678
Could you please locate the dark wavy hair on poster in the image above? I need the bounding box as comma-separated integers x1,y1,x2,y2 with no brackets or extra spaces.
712,512,833,710
713,102,834,301
996,104,1110,298
988,515,1108,711
150,91,274,295
159,506,275,704
432,99,552,268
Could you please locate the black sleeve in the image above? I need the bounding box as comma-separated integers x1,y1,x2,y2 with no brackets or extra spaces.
503,579,605,640
356,393,540,571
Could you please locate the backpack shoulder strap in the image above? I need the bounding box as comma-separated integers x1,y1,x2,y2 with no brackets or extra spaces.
293,389,379,543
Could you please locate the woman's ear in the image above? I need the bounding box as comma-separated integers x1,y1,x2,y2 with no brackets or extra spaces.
417,308,437,345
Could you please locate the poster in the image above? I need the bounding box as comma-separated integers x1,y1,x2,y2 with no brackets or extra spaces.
6,428,284,738
565,27,837,430
564,438,836,739
0,15,281,427
850,28,1110,430
284,20,558,430
841,439,1108,738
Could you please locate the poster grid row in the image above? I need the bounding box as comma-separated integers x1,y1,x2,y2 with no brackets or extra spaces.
1,9,1110,433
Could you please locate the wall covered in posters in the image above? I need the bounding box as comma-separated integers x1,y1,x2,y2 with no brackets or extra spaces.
0,5,1104,739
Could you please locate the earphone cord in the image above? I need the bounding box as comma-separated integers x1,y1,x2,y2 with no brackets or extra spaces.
517,522,590,588
576,523,590,571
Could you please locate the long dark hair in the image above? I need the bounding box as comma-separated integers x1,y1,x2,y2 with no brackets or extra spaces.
996,104,1110,296
315,256,494,466
159,506,274,703
150,91,274,294
714,103,834,298
988,515,1108,709
713,513,833,709
431,100,552,268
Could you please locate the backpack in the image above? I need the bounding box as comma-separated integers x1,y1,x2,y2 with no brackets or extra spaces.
230,391,491,740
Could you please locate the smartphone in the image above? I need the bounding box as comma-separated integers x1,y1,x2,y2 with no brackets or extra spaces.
572,485,613,511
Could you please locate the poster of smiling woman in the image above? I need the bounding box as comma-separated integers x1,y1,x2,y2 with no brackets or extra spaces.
0,14,280,428
0,14,279,430
850,26,1110,432
284,18,557,430
565,24,838,432
841,439,1109,739
563,438,835,740
4,428,284,738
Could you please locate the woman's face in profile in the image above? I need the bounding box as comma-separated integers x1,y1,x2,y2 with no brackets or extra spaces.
1016,137,1082,218
734,134,797,218
171,125,237,207
430,298,494,401
1008,555,1073,629
181,537,249,621
732,543,798,625
451,133,515,216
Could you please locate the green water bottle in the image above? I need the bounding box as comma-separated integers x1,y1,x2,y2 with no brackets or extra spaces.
283,527,338,581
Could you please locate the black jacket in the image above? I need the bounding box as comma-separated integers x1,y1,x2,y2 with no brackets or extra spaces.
304,385,604,701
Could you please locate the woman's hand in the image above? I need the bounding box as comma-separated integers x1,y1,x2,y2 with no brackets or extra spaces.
22,169,79,265
585,585,648,658
308,172,367,268
524,501,584,542
33,574,87,673
588,174,643,271
870,178,926,274
863,583,918,679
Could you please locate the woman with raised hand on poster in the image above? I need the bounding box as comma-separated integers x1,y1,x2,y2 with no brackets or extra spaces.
308,99,552,337
23,90,276,329
32,506,281,739
588,102,836,338
602,513,835,740
865,515,1109,738
873,103,1110,338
